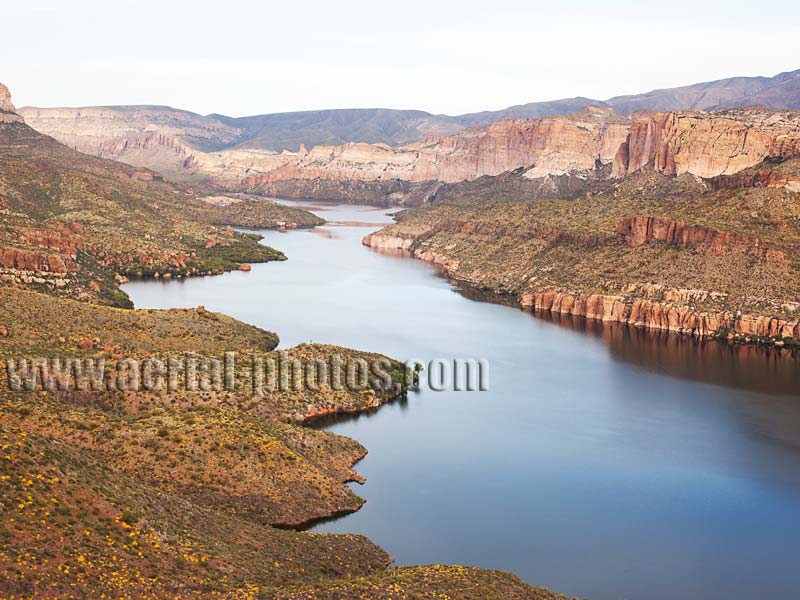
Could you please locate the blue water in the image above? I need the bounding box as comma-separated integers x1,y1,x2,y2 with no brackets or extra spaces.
124,200,800,600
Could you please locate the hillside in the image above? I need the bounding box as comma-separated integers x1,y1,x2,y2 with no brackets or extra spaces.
605,69,800,114
364,158,800,345
0,85,324,306
214,108,464,151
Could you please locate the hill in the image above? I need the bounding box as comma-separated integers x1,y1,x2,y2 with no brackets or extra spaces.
364,157,800,346
0,84,324,306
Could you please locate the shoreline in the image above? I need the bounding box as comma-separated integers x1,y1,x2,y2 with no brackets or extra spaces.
363,232,800,350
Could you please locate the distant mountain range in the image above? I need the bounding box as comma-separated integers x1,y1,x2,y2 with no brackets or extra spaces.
20,68,800,153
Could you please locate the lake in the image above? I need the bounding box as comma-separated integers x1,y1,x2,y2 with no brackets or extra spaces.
124,200,800,600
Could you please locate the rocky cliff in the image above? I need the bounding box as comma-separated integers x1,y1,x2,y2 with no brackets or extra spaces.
0,83,23,123
613,109,800,178
0,84,292,306
616,215,789,262
519,290,800,340
238,106,630,186
22,93,800,204
19,105,243,152
21,104,633,200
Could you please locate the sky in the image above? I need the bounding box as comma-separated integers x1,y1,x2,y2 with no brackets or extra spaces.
1,0,799,117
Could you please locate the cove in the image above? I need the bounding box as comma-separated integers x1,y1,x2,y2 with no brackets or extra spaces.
123,200,800,600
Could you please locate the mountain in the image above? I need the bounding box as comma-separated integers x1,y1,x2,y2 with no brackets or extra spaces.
20,69,800,159
235,105,631,187
606,69,800,113
456,69,800,124
212,107,464,151
18,104,243,154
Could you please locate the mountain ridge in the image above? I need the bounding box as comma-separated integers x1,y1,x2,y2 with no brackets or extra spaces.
20,68,800,153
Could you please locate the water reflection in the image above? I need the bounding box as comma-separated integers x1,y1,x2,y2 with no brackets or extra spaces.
536,311,800,397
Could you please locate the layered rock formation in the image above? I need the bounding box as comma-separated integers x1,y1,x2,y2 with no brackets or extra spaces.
613,109,800,178
520,290,800,340
20,68,800,154
0,83,293,306
246,107,800,193
22,87,800,204
616,216,789,262
230,106,631,186
19,105,243,152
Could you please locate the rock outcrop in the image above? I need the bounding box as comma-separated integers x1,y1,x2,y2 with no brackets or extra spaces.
22,104,631,192
616,216,788,262
0,82,24,123
0,83,16,112
362,166,800,347
18,105,242,153
20,93,800,203
613,109,800,178
520,290,800,340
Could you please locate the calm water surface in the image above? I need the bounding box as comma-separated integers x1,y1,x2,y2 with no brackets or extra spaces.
124,200,800,600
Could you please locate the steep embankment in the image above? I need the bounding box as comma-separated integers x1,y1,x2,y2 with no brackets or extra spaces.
21,68,800,152
24,103,800,207
364,164,800,345
22,104,631,199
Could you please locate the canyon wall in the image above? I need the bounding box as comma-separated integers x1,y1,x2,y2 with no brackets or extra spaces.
19,106,242,152
363,228,800,343
612,109,800,178
19,94,800,200
616,216,789,262
241,105,631,185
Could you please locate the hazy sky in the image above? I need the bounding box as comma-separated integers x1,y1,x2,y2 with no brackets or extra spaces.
1,0,798,117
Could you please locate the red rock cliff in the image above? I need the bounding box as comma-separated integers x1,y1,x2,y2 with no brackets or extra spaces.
613,109,800,179
520,290,800,340
616,216,789,262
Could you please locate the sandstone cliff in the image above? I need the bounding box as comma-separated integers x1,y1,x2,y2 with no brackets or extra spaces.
241,106,630,186
21,92,800,204
19,105,242,152
22,104,633,198
613,109,800,178
519,290,800,340
0,88,286,306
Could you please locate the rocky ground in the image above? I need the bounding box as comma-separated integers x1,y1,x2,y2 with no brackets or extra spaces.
0,286,567,599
